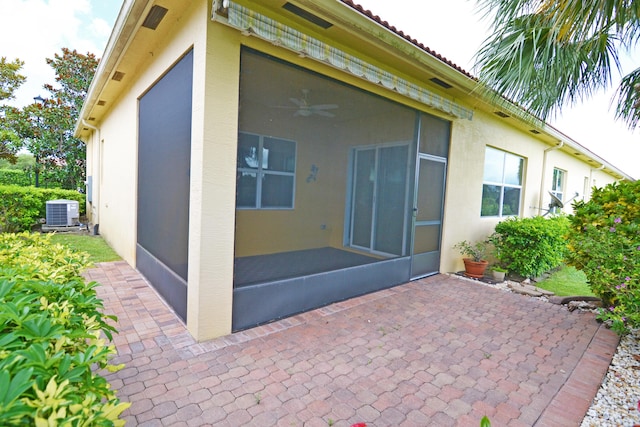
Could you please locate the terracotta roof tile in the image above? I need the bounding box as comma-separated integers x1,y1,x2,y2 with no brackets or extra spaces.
340,0,476,79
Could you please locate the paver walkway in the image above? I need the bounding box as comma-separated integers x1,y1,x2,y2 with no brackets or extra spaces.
86,261,619,426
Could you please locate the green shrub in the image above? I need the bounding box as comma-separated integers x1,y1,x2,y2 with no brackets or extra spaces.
0,232,129,425
0,166,67,189
0,185,85,233
490,216,570,278
567,180,640,334
0,169,32,187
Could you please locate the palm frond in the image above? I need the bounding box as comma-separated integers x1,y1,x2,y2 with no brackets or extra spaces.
475,11,618,121
475,0,640,127
614,66,640,128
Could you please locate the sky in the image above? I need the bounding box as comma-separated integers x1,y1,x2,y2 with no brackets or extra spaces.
2,0,638,178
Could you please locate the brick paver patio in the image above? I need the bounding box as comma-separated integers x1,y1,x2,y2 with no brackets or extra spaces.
86,261,619,426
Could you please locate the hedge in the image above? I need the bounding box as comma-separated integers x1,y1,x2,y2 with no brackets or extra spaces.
0,232,128,425
0,169,32,187
490,216,570,278
0,185,86,233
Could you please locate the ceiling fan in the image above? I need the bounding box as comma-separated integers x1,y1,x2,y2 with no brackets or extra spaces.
275,89,338,117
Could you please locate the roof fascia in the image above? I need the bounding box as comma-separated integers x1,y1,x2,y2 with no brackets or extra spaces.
74,0,153,137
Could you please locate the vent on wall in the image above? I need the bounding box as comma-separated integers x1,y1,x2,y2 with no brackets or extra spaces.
430,77,452,89
283,2,333,29
529,129,540,134
112,71,125,81
142,5,168,30
494,111,510,118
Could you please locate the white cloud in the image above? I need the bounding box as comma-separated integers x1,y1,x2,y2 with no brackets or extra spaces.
1,0,110,108
91,18,114,40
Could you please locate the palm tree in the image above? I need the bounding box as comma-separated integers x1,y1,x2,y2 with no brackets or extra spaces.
474,0,640,129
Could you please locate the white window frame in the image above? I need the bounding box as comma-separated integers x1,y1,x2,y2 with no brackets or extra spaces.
550,168,566,213
236,132,296,210
481,147,524,217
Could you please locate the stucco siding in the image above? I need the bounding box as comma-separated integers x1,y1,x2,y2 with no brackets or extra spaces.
439,109,618,274
80,0,628,340
186,16,240,340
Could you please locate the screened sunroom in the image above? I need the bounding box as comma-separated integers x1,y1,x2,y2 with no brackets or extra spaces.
232,48,451,330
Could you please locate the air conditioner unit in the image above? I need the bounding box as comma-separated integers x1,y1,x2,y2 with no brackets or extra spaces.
45,200,80,226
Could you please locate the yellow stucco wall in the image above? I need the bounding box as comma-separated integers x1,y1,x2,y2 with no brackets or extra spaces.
441,110,618,274
86,0,239,339
85,0,624,341
186,13,239,340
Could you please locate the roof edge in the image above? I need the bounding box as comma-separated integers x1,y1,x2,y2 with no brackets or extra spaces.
74,0,152,137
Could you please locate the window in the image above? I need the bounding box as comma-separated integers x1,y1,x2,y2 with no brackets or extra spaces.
481,147,524,217
236,132,296,209
551,168,565,213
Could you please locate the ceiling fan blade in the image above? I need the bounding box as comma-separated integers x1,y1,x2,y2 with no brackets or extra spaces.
313,110,335,117
289,97,305,107
309,104,338,110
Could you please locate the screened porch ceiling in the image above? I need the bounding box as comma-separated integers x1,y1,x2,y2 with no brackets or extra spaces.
240,50,398,125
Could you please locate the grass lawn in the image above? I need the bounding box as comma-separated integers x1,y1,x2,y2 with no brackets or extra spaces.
535,265,595,297
49,233,121,264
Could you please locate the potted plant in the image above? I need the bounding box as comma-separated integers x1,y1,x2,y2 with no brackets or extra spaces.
491,266,507,282
454,240,490,278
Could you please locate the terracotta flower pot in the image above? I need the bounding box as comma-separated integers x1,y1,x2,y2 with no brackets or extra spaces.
463,258,489,278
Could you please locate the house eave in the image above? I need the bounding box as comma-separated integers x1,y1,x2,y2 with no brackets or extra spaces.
76,0,635,181
74,0,150,138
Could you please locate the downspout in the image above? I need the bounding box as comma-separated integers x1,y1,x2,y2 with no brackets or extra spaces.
588,164,605,200
81,120,100,232
538,141,564,215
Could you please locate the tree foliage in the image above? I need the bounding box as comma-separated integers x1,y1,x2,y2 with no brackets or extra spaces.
12,49,98,189
567,180,640,334
474,0,640,129
40,48,97,189
0,57,26,164
0,57,26,101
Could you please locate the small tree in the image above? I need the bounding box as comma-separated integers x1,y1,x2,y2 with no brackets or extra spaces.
13,49,98,189
567,180,640,334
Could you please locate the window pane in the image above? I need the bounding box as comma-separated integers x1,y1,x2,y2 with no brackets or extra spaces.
374,145,408,255
236,171,257,207
483,147,504,183
504,153,523,185
352,149,375,248
238,133,260,169
481,184,500,216
553,168,564,192
503,187,521,216
264,137,296,172
261,174,294,208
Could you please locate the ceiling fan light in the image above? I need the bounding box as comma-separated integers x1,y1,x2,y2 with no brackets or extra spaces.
295,109,313,117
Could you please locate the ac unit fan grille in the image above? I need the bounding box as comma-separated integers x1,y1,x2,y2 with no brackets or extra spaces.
46,204,68,226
